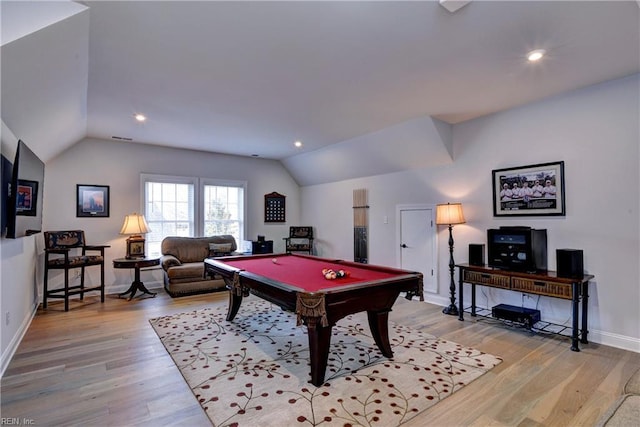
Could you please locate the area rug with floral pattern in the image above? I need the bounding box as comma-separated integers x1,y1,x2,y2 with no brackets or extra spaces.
149,299,501,427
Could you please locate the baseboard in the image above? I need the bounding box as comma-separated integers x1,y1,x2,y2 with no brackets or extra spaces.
107,280,164,295
589,329,640,353
423,294,457,310
421,296,640,354
1,301,38,378
33,281,165,302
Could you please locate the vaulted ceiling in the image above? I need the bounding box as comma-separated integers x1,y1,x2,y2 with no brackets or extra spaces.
2,1,639,185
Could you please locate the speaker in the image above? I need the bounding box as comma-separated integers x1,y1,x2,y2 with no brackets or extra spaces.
556,249,584,278
469,244,485,266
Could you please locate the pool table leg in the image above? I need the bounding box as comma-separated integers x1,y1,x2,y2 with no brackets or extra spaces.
226,292,243,321
307,318,332,387
367,310,393,358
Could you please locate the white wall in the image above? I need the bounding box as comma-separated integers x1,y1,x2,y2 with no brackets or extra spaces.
0,237,39,370
302,74,640,351
1,122,41,375
283,116,454,186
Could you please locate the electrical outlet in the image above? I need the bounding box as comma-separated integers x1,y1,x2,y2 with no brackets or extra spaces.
5,311,10,326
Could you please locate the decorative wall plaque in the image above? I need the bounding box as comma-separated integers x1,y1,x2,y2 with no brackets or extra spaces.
264,192,286,222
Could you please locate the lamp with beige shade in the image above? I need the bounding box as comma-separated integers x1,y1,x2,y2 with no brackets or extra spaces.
120,213,151,259
436,202,465,316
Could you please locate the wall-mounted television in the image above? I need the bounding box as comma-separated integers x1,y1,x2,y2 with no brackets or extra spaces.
5,140,45,238
1,154,12,234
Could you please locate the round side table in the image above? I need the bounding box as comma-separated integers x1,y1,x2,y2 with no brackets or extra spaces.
113,257,160,300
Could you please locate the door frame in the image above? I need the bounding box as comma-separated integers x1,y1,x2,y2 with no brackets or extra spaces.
395,204,438,294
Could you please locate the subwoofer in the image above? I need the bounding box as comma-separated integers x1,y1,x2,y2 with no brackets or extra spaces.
469,244,485,266
556,249,584,278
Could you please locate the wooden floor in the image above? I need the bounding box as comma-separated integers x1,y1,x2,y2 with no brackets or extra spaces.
2,291,639,426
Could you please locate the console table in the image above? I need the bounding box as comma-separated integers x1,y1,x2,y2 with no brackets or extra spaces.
456,263,594,351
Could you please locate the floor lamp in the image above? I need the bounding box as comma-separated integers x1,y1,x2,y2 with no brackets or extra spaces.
436,202,466,316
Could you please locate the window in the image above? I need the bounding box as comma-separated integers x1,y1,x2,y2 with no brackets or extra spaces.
141,174,246,257
202,180,244,241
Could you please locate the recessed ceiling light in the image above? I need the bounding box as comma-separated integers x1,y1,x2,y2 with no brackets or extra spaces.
527,49,546,62
134,113,147,122
294,140,303,148
439,0,472,14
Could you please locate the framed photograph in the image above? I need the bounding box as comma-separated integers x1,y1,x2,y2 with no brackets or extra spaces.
492,161,565,217
126,238,146,259
16,179,38,217
76,184,110,218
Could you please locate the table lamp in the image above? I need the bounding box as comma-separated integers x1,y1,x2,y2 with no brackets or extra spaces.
435,202,466,316
120,213,151,259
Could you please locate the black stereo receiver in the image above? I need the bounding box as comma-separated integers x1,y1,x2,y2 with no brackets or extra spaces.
487,226,547,272
491,304,541,328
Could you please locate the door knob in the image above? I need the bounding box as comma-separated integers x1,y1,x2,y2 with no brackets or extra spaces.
401,244,408,248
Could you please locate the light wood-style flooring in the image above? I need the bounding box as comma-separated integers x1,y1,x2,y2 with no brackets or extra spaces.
2,291,639,426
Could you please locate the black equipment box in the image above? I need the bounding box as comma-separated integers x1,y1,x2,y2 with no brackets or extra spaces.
487,227,547,272
556,248,584,278
469,243,485,266
491,304,541,328
252,240,273,254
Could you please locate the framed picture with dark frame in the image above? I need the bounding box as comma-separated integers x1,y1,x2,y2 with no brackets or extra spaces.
16,179,38,217
492,161,565,217
126,236,146,259
264,191,286,223
76,184,110,217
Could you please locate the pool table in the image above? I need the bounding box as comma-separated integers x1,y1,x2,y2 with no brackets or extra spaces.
204,253,423,386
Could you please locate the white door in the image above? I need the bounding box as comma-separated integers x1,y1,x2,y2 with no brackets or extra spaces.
397,205,437,295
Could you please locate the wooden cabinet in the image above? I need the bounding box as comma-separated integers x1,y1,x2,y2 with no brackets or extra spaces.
457,263,594,351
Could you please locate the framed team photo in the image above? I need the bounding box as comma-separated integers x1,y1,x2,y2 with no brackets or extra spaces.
492,161,565,217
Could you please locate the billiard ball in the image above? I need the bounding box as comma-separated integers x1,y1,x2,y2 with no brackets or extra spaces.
325,270,336,280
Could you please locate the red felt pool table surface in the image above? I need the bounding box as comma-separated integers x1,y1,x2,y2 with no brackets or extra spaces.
220,254,402,292
204,253,423,386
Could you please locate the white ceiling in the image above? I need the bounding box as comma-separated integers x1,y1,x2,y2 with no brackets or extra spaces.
1,1,639,185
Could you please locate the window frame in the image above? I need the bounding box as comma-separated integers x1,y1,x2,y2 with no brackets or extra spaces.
140,174,247,256
200,177,248,243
